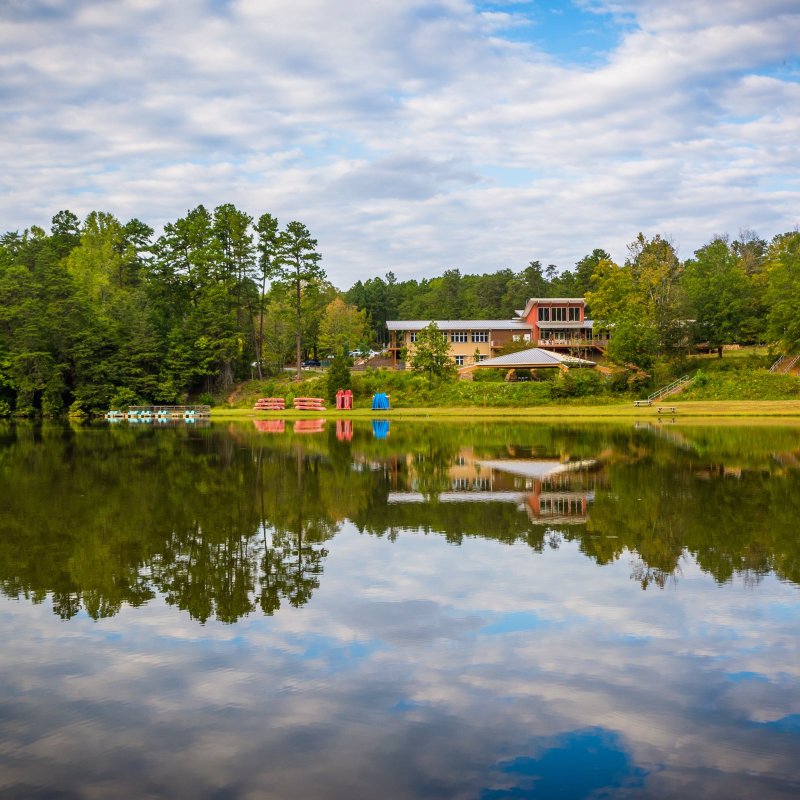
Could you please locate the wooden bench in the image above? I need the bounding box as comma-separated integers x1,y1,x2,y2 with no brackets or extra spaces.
253,397,285,410
657,406,676,414
293,397,326,411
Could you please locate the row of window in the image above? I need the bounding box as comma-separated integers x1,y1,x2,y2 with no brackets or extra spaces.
538,497,587,515
451,478,492,491
454,355,487,366
409,331,490,343
537,307,581,322
537,331,609,341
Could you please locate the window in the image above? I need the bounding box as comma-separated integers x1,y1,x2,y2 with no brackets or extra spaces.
474,354,486,362
409,332,417,343
472,331,488,343
454,355,465,366
568,307,581,321
552,307,567,322
537,307,550,322
451,331,468,343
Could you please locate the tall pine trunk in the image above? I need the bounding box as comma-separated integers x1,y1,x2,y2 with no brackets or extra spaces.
295,273,302,381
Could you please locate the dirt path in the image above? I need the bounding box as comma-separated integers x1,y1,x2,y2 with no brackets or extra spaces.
226,382,247,405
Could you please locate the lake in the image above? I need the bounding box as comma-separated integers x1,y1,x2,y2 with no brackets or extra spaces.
0,419,799,799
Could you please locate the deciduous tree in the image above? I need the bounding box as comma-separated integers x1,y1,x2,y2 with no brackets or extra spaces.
318,297,369,357
406,322,455,385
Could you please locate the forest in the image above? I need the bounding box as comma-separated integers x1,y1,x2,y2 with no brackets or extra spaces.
1,204,799,416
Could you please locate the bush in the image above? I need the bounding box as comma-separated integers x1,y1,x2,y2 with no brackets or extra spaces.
67,399,88,419
198,392,215,407
326,353,352,403
473,369,505,382
109,387,139,410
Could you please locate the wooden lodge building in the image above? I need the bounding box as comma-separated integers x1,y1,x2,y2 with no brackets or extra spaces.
386,297,609,368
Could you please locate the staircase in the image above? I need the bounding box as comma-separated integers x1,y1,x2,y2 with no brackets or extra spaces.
769,354,800,374
634,374,693,407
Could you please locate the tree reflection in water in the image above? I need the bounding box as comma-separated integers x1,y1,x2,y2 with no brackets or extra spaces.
0,419,799,622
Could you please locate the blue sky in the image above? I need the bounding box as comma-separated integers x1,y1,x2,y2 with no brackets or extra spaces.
1,0,799,286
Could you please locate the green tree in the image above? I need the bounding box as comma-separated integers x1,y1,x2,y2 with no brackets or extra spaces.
626,233,683,352
260,292,295,375
326,352,352,403
318,297,369,357
254,213,281,378
683,238,754,356
573,248,610,301
269,221,325,380
587,235,682,367
606,316,659,369
406,322,456,385
765,232,800,353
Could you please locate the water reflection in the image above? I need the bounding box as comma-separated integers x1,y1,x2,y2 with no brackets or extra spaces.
0,420,799,798
1,421,799,624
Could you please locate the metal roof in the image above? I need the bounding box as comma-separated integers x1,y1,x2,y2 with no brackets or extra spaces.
527,298,586,303
474,347,596,368
386,320,531,331
520,297,587,319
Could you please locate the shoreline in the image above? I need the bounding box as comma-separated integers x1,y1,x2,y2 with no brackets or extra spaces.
210,400,800,422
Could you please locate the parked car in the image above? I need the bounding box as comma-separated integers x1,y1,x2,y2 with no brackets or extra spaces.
302,358,321,367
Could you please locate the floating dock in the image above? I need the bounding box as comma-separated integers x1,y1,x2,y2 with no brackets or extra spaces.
105,405,211,423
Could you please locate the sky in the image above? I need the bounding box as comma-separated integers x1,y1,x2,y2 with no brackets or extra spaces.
1,0,799,288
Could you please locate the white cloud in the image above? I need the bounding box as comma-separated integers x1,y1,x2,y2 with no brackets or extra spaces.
1,529,799,798
0,0,799,284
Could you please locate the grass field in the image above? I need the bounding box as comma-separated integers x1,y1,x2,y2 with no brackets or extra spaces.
212,399,800,421
215,346,800,419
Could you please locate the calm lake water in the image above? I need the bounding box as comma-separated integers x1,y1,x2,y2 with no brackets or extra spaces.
1,419,799,799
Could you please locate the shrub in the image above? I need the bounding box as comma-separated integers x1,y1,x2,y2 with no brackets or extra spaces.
473,369,505,382
326,353,353,403
110,387,139,410
67,400,88,419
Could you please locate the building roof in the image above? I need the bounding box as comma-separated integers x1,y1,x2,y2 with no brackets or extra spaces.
386,320,531,332
474,347,596,368
479,459,599,478
527,297,586,303
519,297,586,319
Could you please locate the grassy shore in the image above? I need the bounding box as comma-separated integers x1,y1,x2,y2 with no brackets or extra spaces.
213,347,800,421
212,399,800,421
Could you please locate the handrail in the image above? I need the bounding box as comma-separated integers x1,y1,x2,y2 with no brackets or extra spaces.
646,374,693,403
770,354,800,373
770,356,786,373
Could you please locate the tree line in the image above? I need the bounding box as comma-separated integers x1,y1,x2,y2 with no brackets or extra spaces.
0,206,365,416
1,206,799,415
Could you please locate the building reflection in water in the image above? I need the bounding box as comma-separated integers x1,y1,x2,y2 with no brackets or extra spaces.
383,447,604,525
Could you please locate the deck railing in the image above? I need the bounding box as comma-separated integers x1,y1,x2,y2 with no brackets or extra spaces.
642,374,693,405
770,354,800,373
